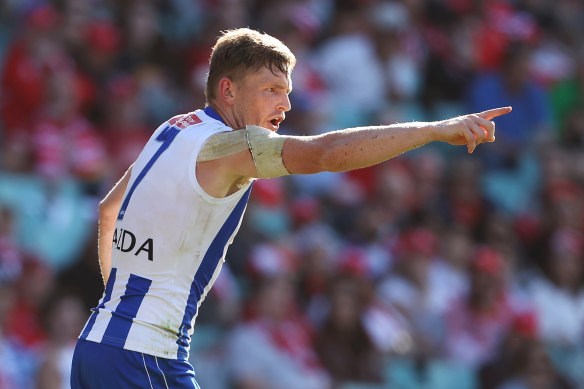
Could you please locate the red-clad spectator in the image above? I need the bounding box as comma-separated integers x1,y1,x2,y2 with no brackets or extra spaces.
0,267,28,388
85,19,122,58
442,246,516,367
0,206,23,282
478,311,539,389
293,222,341,326
471,1,539,71
227,272,330,389
433,224,474,306
101,75,150,179
444,156,488,230
375,159,417,223
4,257,54,351
0,4,62,139
377,227,450,357
528,229,584,348
497,339,575,389
316,274,384,386
245,243,298,283
36,291,86,389
31,70,106,182
247,178,293,239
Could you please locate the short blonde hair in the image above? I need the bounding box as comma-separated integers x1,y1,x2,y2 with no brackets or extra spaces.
205,28,296,103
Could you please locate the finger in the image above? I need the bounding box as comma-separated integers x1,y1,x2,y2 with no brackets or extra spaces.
472,115,495,142
477,106,512,120
468,119,487,145
462,126,477,153
488,124,496,142
466,119,489,152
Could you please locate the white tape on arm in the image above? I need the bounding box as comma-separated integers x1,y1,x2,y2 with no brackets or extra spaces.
245,125,290,179
197,131,248,162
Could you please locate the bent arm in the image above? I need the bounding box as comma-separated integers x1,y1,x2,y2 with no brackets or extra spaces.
98,166,132,286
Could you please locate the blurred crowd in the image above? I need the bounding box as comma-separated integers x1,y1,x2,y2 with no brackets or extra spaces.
1,0,584,388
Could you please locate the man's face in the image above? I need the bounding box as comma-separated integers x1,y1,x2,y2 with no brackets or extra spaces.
231,66,292,131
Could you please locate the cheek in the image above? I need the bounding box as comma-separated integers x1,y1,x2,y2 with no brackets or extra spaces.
233,99,253,121
242,94,264,113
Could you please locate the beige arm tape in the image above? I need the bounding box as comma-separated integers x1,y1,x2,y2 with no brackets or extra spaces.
245,125,290,179
196,126,290,179
197,131,248,162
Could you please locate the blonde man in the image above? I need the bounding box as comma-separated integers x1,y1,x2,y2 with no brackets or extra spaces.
71,28,510,388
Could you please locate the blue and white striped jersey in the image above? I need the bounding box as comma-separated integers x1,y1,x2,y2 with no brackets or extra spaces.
79,107,253,360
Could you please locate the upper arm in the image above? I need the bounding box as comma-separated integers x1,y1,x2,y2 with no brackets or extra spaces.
196,150,258,198
99,166,133,216
196,130,328,198
200,128,327,179
226,134,326,177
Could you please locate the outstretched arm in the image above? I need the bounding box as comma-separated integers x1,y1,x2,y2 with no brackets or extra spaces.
283,107,512,174
98,166,132,286
196,107,511,197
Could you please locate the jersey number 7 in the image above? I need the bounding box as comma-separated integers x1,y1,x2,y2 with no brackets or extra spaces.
117,125,181,220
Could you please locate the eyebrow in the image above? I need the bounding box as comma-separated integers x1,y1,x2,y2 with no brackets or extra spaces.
268,83,292,94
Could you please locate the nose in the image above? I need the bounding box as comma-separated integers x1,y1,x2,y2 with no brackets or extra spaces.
279,93,291,112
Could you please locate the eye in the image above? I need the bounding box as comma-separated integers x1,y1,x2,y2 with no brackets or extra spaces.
266,88,275,92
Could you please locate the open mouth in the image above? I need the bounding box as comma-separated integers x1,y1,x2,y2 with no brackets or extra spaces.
270,117,283,129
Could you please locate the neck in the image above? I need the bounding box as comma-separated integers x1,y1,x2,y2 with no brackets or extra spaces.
207,101,243,130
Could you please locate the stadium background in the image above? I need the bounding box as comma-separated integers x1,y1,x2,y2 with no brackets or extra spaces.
0,0,583,388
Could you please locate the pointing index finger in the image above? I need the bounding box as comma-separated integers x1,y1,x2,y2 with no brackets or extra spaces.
477,106,512,120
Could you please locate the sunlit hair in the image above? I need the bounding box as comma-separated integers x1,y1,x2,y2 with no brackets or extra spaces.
205,28,296,103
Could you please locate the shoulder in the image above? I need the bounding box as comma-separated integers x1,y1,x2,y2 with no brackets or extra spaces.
166,109,232,132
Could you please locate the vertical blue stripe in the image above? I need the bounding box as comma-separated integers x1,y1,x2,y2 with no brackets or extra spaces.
102,274,152,347
176,185,252,359
80,268,117,340
118,125,180,220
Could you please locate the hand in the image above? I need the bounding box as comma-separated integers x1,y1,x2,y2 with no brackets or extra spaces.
435,106,512,153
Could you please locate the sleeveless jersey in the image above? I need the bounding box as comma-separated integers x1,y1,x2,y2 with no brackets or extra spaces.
79,107,253,360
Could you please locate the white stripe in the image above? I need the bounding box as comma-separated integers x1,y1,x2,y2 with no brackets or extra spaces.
142,353,154,389
87,279,126,342
155,356,170,389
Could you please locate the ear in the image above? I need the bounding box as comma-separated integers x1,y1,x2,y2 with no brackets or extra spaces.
217,77,236,106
